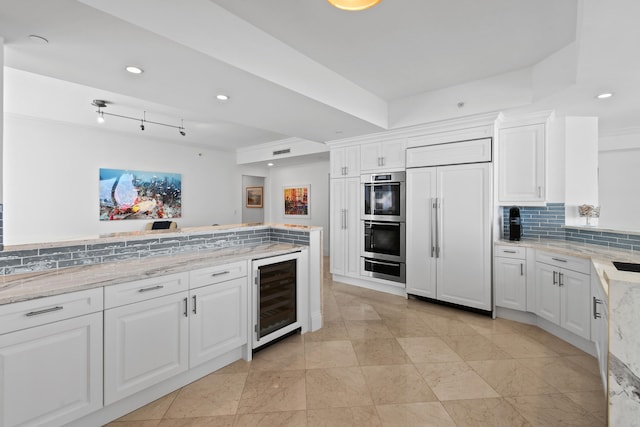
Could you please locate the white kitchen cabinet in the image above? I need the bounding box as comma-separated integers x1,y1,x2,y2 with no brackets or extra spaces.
498,123,546,204
406,162,492,311
0,289,103,427
360,139,406,172
189,276,248,368
591,267,608,392
330,146,360,178
330,177,361,278
535,252,591,340
104,275,190,405
494,245,527,311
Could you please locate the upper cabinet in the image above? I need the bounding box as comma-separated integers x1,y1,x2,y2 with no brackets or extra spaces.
360,139,406,172
498,119,547,205
330,145,360,178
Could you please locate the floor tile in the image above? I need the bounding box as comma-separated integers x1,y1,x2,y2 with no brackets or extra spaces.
375,402,457,426
237,370,306,414
396,336,463,363
233,411,307,426
344,320,394,340
516,357,603,393
212,359,250,375
251,334,305,372
415,362,499,401
487,333,559,358
442,397,532,427
564,390,608,422
305,340,359,369
506,394,604,426
523,328,586,355
351,338,411,366
382,317,439,338
157,416,234,427
361,364,437,405
303,320,349,342
115,391,178,421
468,359,558,397
420,314,480,336
305,366,374,409
338,304,382,320
106,421,161,427
442,334,512,361
563,354,601,376
307,406,382,426
164,373,246,418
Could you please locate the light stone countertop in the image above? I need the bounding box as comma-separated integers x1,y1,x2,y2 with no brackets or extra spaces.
0,242,304,306
496,238,640,295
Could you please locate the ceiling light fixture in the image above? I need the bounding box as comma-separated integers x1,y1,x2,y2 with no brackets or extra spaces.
328,0,381,11
216,94,229,101
125,65,144,74
91,100,186,136
596,92,613,99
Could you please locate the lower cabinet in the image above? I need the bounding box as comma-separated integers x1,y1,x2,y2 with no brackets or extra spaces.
535,252,591,340
104,291,190,405
0,289,103,427
591,267,609,392
494,246,527,311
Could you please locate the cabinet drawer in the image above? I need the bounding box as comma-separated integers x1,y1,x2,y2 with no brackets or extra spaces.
495,245,526,259
406,138,492,168
0,287,103,335
190,261,247,289
104,272,189,309
535,251,590,274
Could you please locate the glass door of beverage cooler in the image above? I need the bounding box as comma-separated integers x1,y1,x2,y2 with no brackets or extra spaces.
257,259,296,339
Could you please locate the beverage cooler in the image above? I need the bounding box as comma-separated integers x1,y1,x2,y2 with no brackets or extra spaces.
251,251,302,349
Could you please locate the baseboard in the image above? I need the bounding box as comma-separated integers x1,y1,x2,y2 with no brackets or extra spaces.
332,274,406,297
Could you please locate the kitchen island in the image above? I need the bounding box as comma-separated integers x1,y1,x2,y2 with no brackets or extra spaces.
0,223,323,427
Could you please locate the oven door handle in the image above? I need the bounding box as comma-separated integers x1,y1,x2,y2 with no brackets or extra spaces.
366,258,400,267
366,221,401,226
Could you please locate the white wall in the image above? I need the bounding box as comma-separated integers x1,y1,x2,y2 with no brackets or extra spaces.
241,175,265,223
3,114,242,245
599,130,640,230
266,160,329,255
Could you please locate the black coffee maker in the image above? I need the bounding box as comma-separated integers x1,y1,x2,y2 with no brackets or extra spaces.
509,206,522,241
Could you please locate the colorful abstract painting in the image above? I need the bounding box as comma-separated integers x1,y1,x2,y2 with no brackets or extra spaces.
99,168,182,221
283,185,310,217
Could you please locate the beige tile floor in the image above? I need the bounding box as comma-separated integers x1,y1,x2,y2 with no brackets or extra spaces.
106,259,607,426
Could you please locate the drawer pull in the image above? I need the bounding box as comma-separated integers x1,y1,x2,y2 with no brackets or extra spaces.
210,270,230,277
503,250,517,253
138,285,164,293
25,306,63,317
553,271,558,285
551,257,567,263
593,296,602,319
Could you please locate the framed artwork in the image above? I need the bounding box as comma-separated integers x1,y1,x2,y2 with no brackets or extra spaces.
283,185,310,218
99,168,182,221
246,186,264,208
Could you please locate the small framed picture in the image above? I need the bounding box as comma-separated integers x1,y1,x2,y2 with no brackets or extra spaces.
246,186,263,208
283,185,310,218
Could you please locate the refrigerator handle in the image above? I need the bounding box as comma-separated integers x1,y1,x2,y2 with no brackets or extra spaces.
430,198,435,258
435,198,440,258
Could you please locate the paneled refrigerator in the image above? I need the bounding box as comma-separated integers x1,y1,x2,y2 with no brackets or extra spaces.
406,141,492,312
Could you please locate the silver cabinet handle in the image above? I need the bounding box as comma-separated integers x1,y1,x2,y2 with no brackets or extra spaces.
210,271,230,277
25,306,63,317
192,295,197,314
559,272,564,286
435,198,440,258
520,263,524,276
183,297,188,317
365,258,399,267
552,257,567,263
430,198,436,258
553,271,558,285
537,186,542,198
138,285,164,293
593,296,602,319
503,250,517,253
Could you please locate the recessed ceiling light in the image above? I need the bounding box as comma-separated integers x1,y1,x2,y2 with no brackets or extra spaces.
328,0,381,11
596,92,613,99
125,66,144,74
267,163,274,167
28,34,49,44
216,94,229,101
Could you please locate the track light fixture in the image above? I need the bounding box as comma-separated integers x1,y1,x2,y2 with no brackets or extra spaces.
91,100,186,137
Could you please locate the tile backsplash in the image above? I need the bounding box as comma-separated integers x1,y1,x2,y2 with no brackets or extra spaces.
502,203,565,240
0,227,310,276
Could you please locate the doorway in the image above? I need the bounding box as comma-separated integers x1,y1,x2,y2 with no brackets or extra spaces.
242,175,265,223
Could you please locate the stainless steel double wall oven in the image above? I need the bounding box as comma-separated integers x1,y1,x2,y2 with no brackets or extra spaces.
361,172,406,283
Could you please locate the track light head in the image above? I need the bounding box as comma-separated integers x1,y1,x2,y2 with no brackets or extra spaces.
97,112,105,123
140,122,145,131
179,128,186,136
91,99,107,108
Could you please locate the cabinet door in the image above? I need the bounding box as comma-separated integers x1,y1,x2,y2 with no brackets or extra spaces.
329,179,347,275
345,177,361,277
436,163,492,310
560,269,591,340
498,124,545,203
380,139,406,169
406,168,436,298
330,147,360,177
360,143,382,171
104,292,189,405
190,277,248,367
494,257,526,311
535,262,560,324
0,313,103,427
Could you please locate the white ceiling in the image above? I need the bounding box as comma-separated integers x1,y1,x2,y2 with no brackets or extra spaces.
0,0,638,152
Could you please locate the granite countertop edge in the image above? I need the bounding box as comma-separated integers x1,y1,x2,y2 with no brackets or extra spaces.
0,243,305,306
